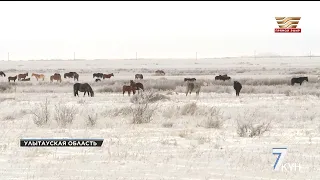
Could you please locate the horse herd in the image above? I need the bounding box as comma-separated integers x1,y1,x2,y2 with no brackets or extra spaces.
0,70,310,97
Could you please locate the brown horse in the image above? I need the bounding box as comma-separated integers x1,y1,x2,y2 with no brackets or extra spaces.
130,80,144,94
215,74,231,81
18,73,28,81
50,74,62,83
64,72,78,81
32,73,45,81
8,76,17,82
103,73,114,79
122,85,136,96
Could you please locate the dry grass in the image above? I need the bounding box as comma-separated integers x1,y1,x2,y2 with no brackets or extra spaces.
30,98,50,126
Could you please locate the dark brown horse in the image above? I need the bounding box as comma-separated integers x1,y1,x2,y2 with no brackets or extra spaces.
135,74,143,79
95,78,101,82
103,73,114,79
64,72,79,81
233,81,242,96
130,80,144,94
74,83,94,97
0,71,6,77
291,77,308,86
18,73,28,81
215,74,231,81
50,74,62,83
93,73,103,78
8,76,17,82
122,85,136,96
155,70,165,76
184,78,196,82
21,78,31,81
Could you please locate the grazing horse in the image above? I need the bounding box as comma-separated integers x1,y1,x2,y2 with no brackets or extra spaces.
291,77,308,86
93,73,103,78
122,85,136,96
95,78,101,82
155,70,165,76
32,73,45,81
73,83,94,97
21,78,30,81
186,82,201,96
215,75,231,81
8,76,17,82
64,72,74,78
130,80,144,94
18,73,28,81
103,73,114,79
50,74,62,83
135,74,143,80
233,81,242,96
184,78,196,82
0,71,6,77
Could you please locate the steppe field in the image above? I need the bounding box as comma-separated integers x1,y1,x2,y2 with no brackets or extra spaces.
1,57,320,180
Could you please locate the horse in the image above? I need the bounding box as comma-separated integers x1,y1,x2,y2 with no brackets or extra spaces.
50,74,62,83
135,74,143,80
184,78,196,82
18,73,28,81
215,74,231,81
0,71,6,77
186,81,201,96
95,79,101,82
233,81,242,96
21,78,30,81
73,83,94,97
103,73,114,79
64,72,74,79
122,85,136,96
8,76,17,82
93,73,103,78
155,70,165,76
73,73,79,81
130,80,144,94
32,73,45,81
291,77,308,86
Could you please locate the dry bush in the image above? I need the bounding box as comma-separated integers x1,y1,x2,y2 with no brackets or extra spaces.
103,106,133,117
236,110,272,137
180,102,198,115
31,98,50,126
199,107,224,129
130,91,170,104
0,83,12,92
54,104,78,127
86,113,98,127
162,122,173,128
131,102,157,124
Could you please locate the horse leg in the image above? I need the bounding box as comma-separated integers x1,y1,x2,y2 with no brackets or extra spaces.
84,91,86,97
123,90,125,96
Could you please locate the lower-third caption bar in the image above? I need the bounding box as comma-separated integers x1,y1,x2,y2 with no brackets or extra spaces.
20,138,104,147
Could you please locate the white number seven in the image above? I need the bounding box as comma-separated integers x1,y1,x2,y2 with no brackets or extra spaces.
272,148,287,171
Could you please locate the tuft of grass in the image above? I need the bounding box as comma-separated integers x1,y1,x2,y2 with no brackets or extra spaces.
54,104,77,128
31,98,50,126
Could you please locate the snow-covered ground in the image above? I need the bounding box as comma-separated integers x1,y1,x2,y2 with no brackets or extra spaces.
0,57,320,179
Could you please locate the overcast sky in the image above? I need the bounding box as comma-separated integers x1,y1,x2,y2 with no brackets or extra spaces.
0,1,318,60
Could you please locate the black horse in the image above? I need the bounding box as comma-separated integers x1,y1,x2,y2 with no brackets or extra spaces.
135,74,143,79
0,71,6,77
184,78,196,82
93,73,103,78
73,83,94,97
95,78,101,82
215,75,231,81
291,77,308,86
233,81,242,96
